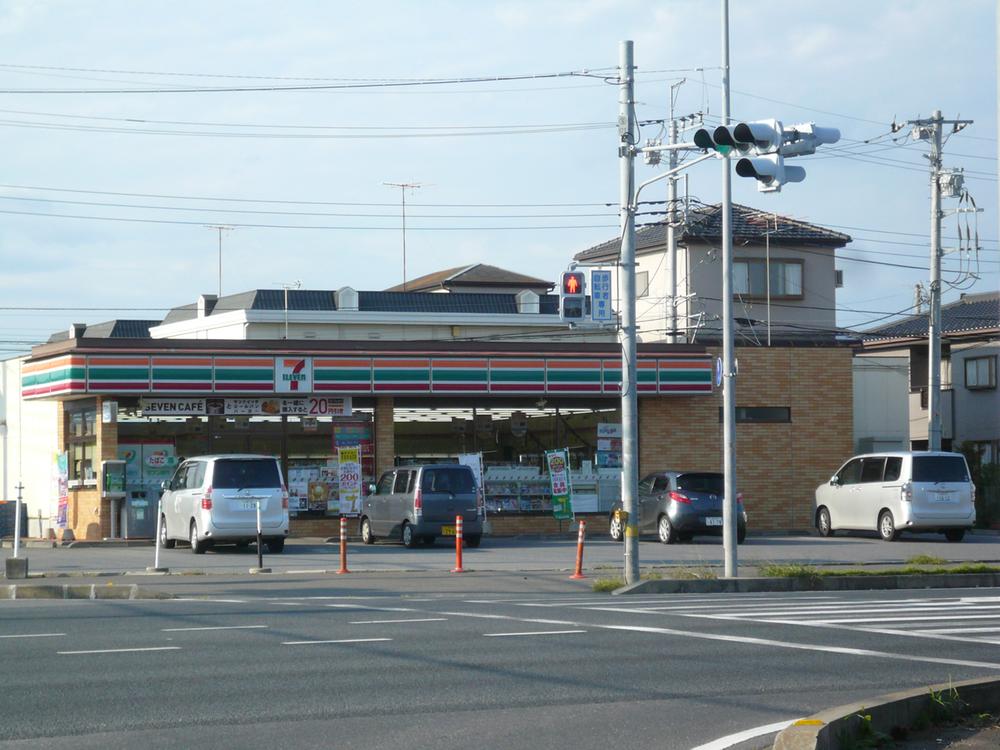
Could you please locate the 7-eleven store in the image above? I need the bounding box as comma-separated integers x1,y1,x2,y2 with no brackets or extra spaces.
18,338,721,541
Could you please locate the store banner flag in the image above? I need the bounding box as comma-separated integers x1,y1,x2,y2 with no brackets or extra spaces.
337,446,362,517
55,452,69,529
545,448,573,520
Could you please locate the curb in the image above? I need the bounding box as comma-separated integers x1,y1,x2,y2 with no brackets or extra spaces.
4,583,173,600
773,676,1000,750
614,571,1000,595
64,540,155,548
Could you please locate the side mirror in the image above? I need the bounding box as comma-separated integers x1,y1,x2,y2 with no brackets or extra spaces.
366,483,377,495
160,480,170,492
829,476,839,486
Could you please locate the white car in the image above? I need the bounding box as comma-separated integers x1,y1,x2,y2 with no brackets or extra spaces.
814,451,975,542
159,454,289,554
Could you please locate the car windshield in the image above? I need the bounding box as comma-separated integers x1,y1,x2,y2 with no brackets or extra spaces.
912,455,969,483
676,473,724,495
212,459,281,489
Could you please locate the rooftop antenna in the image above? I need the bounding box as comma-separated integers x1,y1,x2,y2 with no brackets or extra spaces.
205,225,233,297
384,182,424,291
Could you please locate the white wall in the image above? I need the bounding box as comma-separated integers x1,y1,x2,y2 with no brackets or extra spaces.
0,356,59,537
853,354,909,453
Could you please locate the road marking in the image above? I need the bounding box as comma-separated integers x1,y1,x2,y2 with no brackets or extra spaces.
0,633,66,639
58,647,181,655
484,630,586,637
350,618,447,625
326,604,415,612
282,638,392,646
161,625,268,632
922,626,1000,634
172,598,247,604
689,718,800,750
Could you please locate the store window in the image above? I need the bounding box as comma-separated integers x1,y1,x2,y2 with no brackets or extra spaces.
733,259,803,299
67,400,97,483
965,356,997,390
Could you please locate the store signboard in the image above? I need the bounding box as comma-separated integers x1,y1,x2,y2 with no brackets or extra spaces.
140,396,350,417
275,357,313,393
337,446,362,517
545,449,573,520
590,269,612,322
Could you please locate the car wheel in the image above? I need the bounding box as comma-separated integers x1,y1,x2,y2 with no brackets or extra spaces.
609,515,624,541
160,517,175,549
657,515,676,544
402,522,418,548
361,517,375,544
267,538,285,554
737,524,747,544
878,510,899,541
190,521,205,554
464,534,481,548
816,507,834,538
945,529,966,543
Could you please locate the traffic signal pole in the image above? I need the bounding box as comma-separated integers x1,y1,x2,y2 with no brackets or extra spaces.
720,0,738,578
618,40,640,587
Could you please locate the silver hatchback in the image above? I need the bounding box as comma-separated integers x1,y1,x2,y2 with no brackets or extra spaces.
159,454,290,554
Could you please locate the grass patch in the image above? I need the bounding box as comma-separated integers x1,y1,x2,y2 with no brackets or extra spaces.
757,563,823,581
672,566,718,580
591,577,622,593
907,554,946,565
590,567,714,592
759,563,999,579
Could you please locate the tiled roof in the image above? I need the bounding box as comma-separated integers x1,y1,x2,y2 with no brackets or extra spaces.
249,290,337,312
358,291,519,314
575,203,851,262
862,291,999,341
384,263,553,292
47,319,160,343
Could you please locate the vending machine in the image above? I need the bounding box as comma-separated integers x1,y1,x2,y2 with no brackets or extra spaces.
117,442,177,538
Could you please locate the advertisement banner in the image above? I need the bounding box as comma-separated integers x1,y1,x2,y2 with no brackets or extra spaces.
286,468,316,512
337,446,362,517
140,396,350,417
55,452,69,529
545,448,573,520
596,423,623,469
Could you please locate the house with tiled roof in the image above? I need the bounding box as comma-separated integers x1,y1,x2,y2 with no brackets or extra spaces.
574,202,852,343
384,263,553,295
854,291,999,459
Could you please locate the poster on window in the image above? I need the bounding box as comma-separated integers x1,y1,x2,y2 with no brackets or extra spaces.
545,448,573,520
287,467,317,513
337,446,362,517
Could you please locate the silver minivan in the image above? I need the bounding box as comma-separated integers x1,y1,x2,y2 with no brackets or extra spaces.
360,464,484,548
814,451,976,542
159,454,290,554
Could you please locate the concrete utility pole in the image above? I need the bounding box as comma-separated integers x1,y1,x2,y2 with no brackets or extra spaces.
384,182,423,291
906,110,973,451
666,84,680,345
618,40,640,586
720,0,739,578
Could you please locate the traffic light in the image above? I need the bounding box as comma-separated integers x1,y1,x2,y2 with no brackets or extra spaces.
735,154,805,193
560,271,586,321
693,119,781,155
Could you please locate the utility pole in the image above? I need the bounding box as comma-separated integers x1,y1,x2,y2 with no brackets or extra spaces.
720,0,738,578
275,280,303,340
618,40,640,586
666,84,680,344
205,225,233,298
384,182,423,291
906,111,973,451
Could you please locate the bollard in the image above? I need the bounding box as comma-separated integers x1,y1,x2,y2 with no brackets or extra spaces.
256,500,264,570
569,519,587,580
336,515,350,574
147,498,169,573
451,514,464,573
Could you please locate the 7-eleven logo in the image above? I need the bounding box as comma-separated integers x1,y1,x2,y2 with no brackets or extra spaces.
276,357,312,393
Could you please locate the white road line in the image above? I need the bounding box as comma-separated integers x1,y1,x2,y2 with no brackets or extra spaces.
689,718,800,750
172,598,247,604
922,626,1000,634
282,638,392,646
433,610,1000,670
161,625,268,632
697,604,1000,618
271,602,304,606
0,633,66,639
59,647,181,655
350,618,447,625
484,630,587,637
809,613,1000,625
326,604,414,612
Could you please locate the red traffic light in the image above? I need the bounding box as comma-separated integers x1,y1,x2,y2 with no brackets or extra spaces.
562,272,584,296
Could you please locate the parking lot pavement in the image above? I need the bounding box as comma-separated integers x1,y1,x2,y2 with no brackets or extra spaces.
2,531,999,577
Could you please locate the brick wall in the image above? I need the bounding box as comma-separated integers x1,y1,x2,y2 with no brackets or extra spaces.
374,396,394,478
638,345,853,531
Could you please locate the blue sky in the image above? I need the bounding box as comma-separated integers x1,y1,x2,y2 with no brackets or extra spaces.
0,0,995,354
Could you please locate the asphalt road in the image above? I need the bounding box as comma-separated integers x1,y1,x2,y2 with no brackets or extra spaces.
4,531,1000,577
3,587,1000,749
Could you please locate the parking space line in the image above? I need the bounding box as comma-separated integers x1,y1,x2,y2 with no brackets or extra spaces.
282,638,393,646
59,647,181,655
484,630,587,637
162,625,268,632
0,633,66,639
350,618,447,625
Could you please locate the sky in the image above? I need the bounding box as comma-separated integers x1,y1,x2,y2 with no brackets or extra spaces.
0,0,995,355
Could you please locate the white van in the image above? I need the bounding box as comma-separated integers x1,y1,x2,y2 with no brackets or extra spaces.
814,451,976,542
158,455,289,554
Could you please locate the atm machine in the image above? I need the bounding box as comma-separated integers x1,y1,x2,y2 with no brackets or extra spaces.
102,460,127,539
115,443,175,539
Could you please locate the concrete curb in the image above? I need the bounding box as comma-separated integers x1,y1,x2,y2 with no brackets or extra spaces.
773,676,1000,750
3,583,173,600
614,571,1000,595
64,540,155,548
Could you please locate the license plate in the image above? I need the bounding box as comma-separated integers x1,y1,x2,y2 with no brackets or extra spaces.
240,501,259,511
705,517,723,526
441,525,455,536
932,494,956,503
